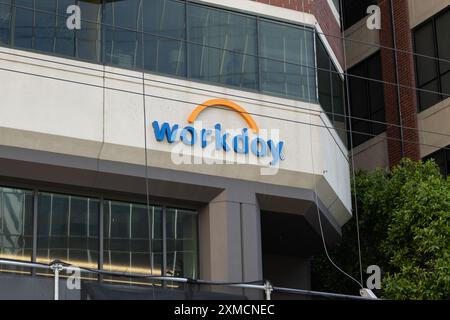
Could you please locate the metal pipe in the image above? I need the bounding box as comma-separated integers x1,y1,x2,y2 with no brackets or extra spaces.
53,266,60,301
0,259,375,300
0,259,49,270
273,286,374,300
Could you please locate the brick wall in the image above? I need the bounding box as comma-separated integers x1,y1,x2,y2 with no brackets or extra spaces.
378,0,420,166
254,0,344,66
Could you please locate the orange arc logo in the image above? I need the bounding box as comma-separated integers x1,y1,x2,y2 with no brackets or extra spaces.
188,99,259,133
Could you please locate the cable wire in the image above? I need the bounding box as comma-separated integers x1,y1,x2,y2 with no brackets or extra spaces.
1,0,449,68
1,62,450,160
2,44,450,142
339,0,364,289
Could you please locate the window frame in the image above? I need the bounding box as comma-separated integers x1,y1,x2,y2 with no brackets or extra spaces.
0,0,343,106
347,52,386,147
413,6,450,112
0,180,200,281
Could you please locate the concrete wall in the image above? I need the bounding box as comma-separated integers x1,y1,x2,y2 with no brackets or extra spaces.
409,0,450,28
344,18,380,69
418,98,450,157
351,132,390,171
0,46,352,226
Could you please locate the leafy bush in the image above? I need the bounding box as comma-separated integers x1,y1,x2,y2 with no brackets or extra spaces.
311,159,450,299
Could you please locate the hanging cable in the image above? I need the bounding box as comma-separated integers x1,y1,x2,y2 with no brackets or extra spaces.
303,0,364,290
339,0,364,288
2,62,450,158
138,0,156,299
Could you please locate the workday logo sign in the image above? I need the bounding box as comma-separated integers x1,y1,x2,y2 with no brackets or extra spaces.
152,99,285,176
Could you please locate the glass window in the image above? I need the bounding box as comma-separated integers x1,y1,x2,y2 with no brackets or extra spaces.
436,11,450,76
76,0,101,62
14,0,34,49
103,200,163,277
166,208,198,279
104,0,142,69
317,36,346,141
259,19,316,101
414,23,438,87
37,192,99,272
187,3,258,90
144,0,186,77
34,1,57,53
0,0,342,108
0,187,33,272
348,53,386,147
0,1,12,45
414,9,450,111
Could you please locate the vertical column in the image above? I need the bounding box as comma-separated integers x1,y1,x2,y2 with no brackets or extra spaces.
379,0,420,166
199,190,262,283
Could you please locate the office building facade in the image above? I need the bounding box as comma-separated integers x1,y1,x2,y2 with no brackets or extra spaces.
0,0,352,299
345,0,450,176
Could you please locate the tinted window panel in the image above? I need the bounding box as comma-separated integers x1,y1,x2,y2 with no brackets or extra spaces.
166,208,198,279
37,192,99,273
103,201,163,277
144,0,186,76
14,1,34,49
104,0,142,69
0,2,12,45
188,4,258,89
436,11,450,75
77,1,101,62
418,80,441,111
414,22,438,86
259,19,316,101
0,187,33,271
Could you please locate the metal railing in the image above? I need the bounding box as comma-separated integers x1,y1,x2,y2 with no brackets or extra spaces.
0,259,376,301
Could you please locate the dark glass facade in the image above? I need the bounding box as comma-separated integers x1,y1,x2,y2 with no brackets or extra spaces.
317,36,346,138
0,187,33,272
0,0,343,107
413,7,450,111
347,52,386,147
0,186,198,279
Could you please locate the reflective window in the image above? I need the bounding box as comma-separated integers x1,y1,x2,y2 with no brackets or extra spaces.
414,8,450,111
103,201,163,276
37,192,99,271
13,0,34,49
0,187,33,269
0,1,342,108
55,0,75,57
76,0,101,62
144,0,186,76
347,53,385,147
187,3,258,89
166,208,198,279
12,0,101,62
317,37,346,145
0,0,12,45
104,0,142,69
259,19,316,101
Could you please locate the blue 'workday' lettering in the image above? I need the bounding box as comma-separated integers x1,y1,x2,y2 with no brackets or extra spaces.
152,121,179,143
152,121,285,165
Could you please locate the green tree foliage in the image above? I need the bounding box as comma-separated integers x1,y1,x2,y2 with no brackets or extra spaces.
311,159,450,299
